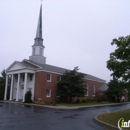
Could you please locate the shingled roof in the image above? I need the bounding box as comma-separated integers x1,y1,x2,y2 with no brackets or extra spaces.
98,84,108,91
22,59,106,83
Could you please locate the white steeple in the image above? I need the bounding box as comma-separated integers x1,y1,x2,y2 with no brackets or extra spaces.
29,4,46,64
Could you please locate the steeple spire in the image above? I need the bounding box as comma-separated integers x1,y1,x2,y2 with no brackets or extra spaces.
33,4,44,47
29,3,46,65
36,4,42,39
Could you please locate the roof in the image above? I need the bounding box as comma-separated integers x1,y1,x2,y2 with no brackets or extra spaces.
84,74,106,82
18,61,36,68
98,84,108,91
21,59,106,83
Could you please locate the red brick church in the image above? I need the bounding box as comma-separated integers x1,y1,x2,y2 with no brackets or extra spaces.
4,4,107,103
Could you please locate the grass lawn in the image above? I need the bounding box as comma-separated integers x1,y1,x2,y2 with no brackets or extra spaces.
97,109,130,129
57,102,116,107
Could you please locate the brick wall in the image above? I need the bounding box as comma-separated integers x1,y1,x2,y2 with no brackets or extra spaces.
34,71,60,102
71,79,105,102
84,79,104,99
34,71,105,102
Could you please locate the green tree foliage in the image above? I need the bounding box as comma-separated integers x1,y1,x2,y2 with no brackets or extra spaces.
24,91,32,103
107,35,130,82
0,70,6,100
58,67,86,102
105,79,123,102
1,70,6,80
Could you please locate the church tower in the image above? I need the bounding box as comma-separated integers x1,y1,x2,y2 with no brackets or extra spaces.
29,4,46,64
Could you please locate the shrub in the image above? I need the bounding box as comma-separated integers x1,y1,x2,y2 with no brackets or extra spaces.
40,102,46,105
86,98,91,103
56,98,60,103
45,100,52,105
91,99,97,102
128,96,130,101
81,99,86,103
76,97,80,103
0,85,5,100
97,98,102,102
24,91,32,103
52,101,56,106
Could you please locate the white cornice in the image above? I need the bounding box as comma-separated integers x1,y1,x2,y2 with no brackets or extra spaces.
6,61,25,72
7,68,35,75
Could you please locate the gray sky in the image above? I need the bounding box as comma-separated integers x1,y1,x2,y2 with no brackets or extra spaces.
1,0,130,82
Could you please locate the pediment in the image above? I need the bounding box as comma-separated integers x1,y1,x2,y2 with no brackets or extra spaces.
7,61,26,72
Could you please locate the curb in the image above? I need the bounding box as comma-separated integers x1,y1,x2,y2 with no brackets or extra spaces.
94,108,130,130
0,100,129,109
0,101,60,109
94,116,119,130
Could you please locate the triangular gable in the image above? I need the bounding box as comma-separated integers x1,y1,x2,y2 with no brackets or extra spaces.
6,61,26,72
22,59,42,68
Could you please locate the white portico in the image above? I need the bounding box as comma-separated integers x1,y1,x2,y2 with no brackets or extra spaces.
4,61,36,102
4,4,45,102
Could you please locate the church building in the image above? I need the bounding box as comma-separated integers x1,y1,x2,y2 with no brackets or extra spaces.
4,4,107,103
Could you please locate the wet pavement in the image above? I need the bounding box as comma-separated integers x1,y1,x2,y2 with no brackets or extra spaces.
0,102,130,130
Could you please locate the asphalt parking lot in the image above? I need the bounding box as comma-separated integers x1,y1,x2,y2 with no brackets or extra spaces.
0,102,130,130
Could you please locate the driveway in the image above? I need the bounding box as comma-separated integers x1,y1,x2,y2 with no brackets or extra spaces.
0,102,130,130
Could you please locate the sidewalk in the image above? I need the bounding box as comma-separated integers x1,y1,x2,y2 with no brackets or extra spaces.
0,100,129,109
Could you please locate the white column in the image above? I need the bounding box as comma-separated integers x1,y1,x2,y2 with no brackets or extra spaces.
16,73,20,101
9,75,14,100
32,73,35,101
22,73,27,102
4,75,8,100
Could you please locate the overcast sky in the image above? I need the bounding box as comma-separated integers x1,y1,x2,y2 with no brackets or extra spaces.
1,0,130,82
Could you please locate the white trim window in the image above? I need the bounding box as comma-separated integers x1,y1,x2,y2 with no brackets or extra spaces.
46,89,51,97
92,84,95,96
47,74,52,82
85,83,88,96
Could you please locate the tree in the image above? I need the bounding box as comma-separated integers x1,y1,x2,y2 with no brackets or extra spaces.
0,70,11,100
0,70,6,100
57,67,86,102
1,69,6,80
105,79,123,102
24,91,32,103
107,35,130,82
